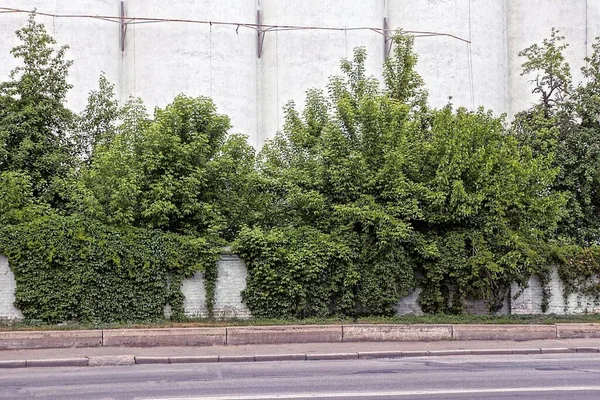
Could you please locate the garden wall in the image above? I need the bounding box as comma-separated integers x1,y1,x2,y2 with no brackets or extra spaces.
1,254,598,320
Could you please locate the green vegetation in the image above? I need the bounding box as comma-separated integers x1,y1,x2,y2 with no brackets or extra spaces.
1,16,600,324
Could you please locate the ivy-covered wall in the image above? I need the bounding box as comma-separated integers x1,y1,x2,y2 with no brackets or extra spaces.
0,255,23,321
0,251,249,321
3,253,599,321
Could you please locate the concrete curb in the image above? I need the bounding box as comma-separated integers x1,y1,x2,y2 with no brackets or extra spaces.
0,347,598,369
2,323,600,350
26,358,89,368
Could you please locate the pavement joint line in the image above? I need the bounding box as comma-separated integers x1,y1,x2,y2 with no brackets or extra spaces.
3,347,600,369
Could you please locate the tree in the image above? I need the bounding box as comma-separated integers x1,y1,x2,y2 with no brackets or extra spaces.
0,13,75,206
76,73,120,163
75,94,260,242
236,35,564,317
514,31,600,245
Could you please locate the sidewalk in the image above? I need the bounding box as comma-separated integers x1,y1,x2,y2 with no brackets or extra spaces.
1,338,599,368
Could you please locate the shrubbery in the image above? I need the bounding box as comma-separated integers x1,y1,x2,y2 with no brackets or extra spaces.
1,15,600,322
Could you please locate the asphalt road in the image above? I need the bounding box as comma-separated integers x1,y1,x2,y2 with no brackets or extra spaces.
2,354,600,400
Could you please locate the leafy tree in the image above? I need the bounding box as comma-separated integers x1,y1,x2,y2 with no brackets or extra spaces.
76,73,120,163
514,31,600,245
0,14,75,206
236,35,564,317
74,94,260,242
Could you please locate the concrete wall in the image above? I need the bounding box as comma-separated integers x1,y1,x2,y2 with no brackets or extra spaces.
1,1,596,147
0,0,120,113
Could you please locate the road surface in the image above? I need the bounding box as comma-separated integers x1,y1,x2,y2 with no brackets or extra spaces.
2,353,600,399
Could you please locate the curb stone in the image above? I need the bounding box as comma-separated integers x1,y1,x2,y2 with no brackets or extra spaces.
358,351,404,359
88,355,135,367
471,349,513,356
254,354,306,362
2,347,599,369
541,348,575,354
574,347,599,353
0,360,26,368
218,355,255,362
306,352,358,361
135,356,170,364
427,349,472,356
26,358,88,368
169,356,219,363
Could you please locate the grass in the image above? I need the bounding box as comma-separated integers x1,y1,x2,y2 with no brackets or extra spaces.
1,313,600,331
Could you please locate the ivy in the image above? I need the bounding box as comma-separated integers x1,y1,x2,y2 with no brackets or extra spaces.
0,215,219,323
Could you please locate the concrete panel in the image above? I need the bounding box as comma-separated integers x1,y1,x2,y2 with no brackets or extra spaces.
452,324,556,341
388,0,507,114
102,328,226,347
0,255,23,321
0,330,102,350
259,0,384,145
556,324,600,339
0,1,120,113
182,253,251,319
123,0,258,146
213,254,251,319
227,325,343,345
395,288,424,316
181,271,208,318
512,267,600,315
342,324,452,342
507,0,589,117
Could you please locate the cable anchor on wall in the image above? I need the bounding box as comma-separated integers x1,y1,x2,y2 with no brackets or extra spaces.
383,17,392,60
120,1,127,52
257,8,265,58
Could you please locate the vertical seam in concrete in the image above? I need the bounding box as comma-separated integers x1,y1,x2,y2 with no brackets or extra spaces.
451,324,455,340
102,329,105,347
555,324,559,339
225,327,228,345
504,0,511,118
341,324,345,342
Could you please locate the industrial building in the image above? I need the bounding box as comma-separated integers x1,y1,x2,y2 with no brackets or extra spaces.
0,1,598,148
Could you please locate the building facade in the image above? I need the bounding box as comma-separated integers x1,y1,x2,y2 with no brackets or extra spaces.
1,1,598,148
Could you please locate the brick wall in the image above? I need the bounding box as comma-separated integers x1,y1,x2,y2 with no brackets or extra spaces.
0,255,23,321
1,254,599,320
181,253,251,319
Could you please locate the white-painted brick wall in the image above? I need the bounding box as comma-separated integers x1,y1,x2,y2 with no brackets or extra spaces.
181,254,251,319
2,254,599,320
0,255,23,321
512,267,600,315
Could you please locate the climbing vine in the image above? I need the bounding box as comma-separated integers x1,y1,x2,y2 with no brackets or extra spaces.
0,215,220,323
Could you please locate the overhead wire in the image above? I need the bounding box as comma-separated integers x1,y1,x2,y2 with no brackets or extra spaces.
0,6,471,44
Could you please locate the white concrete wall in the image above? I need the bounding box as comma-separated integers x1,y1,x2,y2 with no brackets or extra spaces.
259,0,384,145
0,1,597,142
0,0,119,113
122,0,259,146
0,256,23,321
506,0,592,117
1,253,599,319
511,268,600,315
